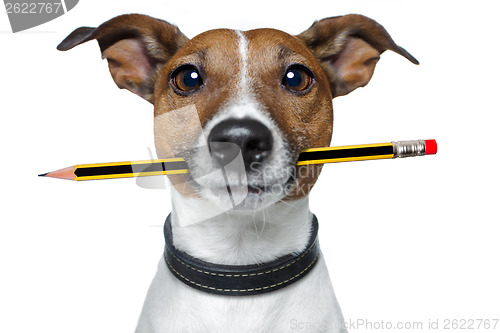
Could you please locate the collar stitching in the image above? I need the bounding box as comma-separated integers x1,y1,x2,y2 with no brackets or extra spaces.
165,240,316,277
164,250,320,293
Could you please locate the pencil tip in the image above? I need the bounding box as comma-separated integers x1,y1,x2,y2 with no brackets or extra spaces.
38,166,76,180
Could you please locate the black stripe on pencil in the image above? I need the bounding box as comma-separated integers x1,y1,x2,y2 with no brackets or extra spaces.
297,145,394,163
75,160,188,178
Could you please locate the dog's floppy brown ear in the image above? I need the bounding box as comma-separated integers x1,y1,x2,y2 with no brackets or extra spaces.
57,14,189,103
298,14,418,98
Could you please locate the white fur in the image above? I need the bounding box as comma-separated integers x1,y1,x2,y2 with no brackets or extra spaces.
136,254,345,333
136,29,346,332
136,198,346,333
236,30,251,98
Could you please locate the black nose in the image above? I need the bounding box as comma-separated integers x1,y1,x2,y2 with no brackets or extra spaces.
207,118,273,169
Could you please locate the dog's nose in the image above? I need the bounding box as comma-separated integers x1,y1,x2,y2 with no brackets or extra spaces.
208,119,273,169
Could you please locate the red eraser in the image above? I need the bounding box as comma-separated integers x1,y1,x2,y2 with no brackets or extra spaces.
425,139,438,155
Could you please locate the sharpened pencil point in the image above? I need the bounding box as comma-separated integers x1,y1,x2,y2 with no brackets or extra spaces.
39,166,77,180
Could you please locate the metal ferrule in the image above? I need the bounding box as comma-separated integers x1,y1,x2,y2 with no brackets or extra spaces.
392,140,427,158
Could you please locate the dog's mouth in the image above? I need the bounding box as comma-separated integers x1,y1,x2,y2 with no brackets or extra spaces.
205,175,297,210
183,149,298,209
244,173,296,195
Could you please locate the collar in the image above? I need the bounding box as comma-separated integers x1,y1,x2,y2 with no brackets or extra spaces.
163,214,320,296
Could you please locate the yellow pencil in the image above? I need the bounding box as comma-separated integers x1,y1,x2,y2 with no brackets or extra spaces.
38,158,189,181
39,139,437,181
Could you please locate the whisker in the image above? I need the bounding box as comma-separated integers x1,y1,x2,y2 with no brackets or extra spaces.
257,199,267,238
276,199,295,208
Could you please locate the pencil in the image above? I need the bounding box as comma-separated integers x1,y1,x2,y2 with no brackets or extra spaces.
297,139,437,165
38,158,189,181
39,139,437,181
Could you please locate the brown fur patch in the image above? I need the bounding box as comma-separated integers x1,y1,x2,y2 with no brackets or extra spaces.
297,14,418,96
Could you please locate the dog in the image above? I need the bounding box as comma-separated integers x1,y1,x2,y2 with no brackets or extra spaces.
58,13,418,332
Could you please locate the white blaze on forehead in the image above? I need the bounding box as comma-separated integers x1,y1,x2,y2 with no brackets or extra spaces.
226,30,261,119
235,30,252,99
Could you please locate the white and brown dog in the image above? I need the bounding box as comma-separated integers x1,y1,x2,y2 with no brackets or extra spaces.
58,13,417,332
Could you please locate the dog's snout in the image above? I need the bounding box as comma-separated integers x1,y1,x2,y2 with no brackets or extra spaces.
208,119,273,169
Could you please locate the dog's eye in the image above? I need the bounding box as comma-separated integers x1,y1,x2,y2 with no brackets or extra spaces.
283,66,312,92
173,66,203,93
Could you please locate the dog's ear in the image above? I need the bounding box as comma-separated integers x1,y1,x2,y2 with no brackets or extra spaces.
57,14,189,103
297,14,418,98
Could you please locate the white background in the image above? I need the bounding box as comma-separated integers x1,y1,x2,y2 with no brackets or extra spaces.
1,0,499,332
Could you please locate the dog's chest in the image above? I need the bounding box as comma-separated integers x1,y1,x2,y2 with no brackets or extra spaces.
136,254,346,333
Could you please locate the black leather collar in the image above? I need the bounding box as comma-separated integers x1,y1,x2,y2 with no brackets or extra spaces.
163,214,320,296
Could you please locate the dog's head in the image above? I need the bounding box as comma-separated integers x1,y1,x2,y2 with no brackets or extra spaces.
58,14,417,210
